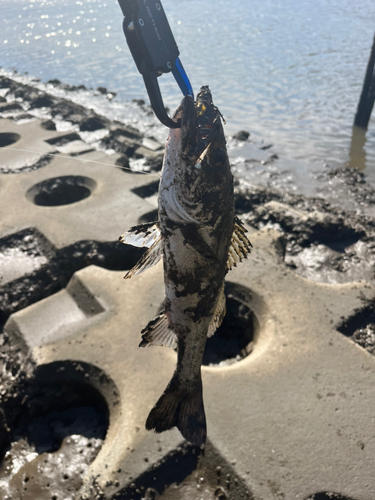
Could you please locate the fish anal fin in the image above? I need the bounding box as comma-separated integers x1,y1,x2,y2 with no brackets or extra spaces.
119,221,161,249
227,216,252,271
207,285,226,338
140,312,177,348
124,239,162,279
146,374,206,446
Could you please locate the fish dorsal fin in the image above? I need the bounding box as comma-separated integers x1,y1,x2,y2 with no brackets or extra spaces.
119,222,160,248
139,312,177,348
123,239,162,279
207,285,226,338
227,216,252,271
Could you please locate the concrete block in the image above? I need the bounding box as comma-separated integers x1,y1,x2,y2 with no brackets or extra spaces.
5,271,106,351
0,118,58,172
4,226,375,499
0,120,160,247
1,77,374,500
141,137,163,152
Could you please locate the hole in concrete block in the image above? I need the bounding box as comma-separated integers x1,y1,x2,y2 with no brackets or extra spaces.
45,132,81,146
202,282,256,366
132,180,160,199
336,301,375,356
0,132,20,147
26,175,96,206
154,283,256,367
0,360,114,499
17,374,108,453
305,493,357,500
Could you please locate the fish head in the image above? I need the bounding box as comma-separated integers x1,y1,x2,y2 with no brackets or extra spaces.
162,86,232,226
172,86,227,168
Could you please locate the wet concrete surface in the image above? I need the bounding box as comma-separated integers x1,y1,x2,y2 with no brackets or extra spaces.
0,74,375,499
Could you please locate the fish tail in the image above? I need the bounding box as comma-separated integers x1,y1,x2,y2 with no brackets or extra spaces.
145,373,206,447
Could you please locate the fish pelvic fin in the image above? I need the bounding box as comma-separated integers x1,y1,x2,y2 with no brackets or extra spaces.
119,221,160,248
123,239,162,279
139,312,177,348
119,221,162,279
146,374,206,447
227,216,252,271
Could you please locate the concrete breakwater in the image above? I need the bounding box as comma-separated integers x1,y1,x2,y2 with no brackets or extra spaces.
0,75,375,499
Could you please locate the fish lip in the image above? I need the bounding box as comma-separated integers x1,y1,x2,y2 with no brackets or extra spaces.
179,95,197,157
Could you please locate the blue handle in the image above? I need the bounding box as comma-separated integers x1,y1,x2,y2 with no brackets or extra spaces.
172,58,194,98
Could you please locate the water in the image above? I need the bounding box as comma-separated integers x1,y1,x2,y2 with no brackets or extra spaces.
1,0,375,190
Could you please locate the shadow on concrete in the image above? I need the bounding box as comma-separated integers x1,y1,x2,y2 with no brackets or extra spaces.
112,439,254,499
305,493,357,500
0,228,145,327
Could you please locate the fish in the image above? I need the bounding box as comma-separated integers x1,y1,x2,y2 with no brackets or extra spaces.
119,86,251,446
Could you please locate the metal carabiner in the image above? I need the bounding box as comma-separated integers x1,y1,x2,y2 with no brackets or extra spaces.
118,0,193,128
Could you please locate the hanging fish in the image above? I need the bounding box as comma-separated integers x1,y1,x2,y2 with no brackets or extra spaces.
120,86,251,446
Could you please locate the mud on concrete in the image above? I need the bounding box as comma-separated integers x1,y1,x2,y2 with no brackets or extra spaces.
234,179,375,358
235,179,375,285
0,353,109,500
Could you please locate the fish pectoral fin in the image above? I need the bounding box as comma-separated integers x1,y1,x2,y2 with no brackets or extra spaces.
123,239,162,279
227,216,252,271
207,284,226,338
119,221,161,248
139,312,177,348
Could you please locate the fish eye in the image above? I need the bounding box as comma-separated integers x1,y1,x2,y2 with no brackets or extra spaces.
196,102,207,117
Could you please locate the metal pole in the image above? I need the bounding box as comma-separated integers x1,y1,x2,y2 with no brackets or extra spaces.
354,33,375,129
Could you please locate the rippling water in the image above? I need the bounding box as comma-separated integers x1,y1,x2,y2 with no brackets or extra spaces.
1,0,375,186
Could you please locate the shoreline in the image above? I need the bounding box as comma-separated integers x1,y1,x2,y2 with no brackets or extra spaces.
2,69,375,208
1,72,375,310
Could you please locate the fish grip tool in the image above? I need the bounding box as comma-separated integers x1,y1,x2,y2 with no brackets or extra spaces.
118,0,193,128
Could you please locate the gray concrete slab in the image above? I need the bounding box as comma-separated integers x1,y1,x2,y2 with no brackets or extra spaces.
4,226,375,499
0,121,160,247
0,118,62,172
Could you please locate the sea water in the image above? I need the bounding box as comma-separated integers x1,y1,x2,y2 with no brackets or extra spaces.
1,0,375,190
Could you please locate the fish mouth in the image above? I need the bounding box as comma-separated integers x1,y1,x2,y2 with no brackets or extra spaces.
175,86,224,160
